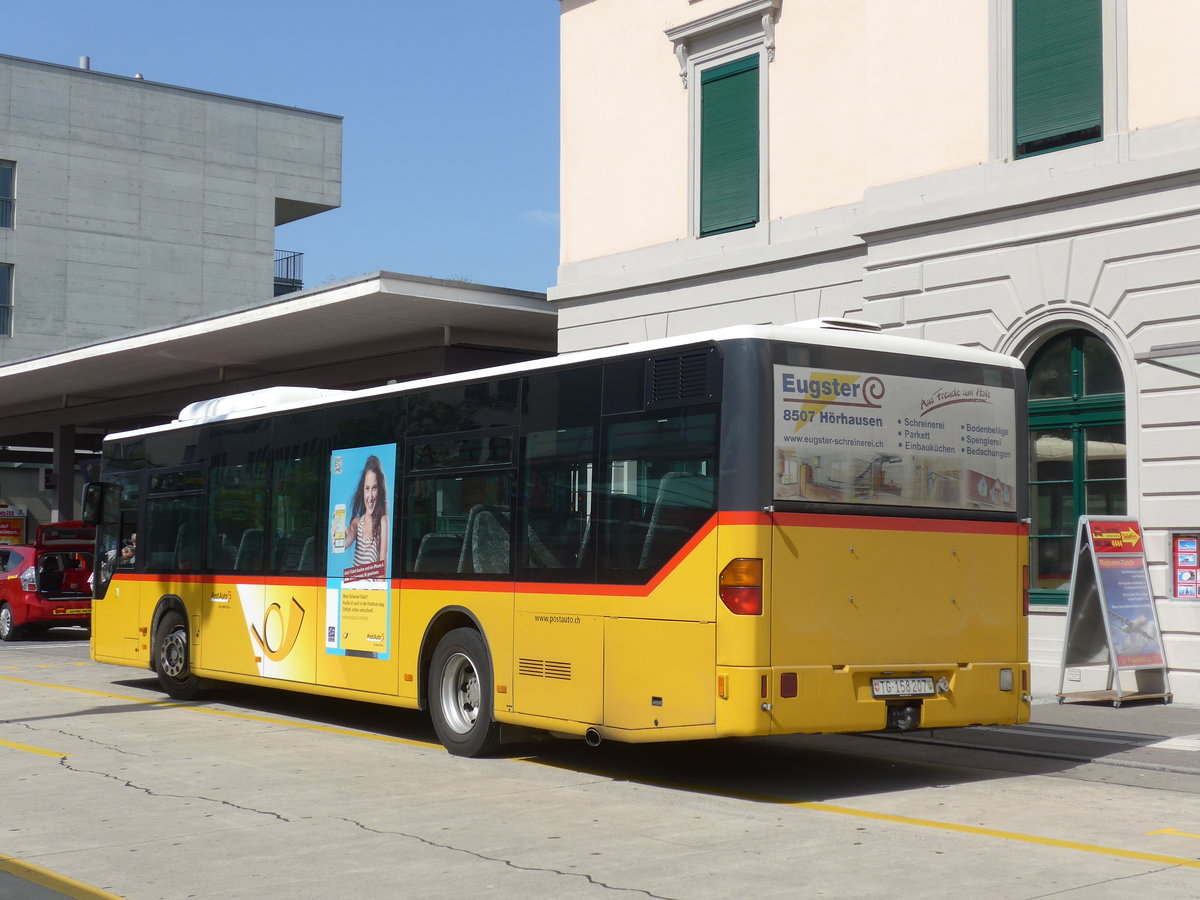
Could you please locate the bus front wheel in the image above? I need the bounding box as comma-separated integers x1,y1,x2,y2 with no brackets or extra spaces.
429,627,501,757
155,609,200,700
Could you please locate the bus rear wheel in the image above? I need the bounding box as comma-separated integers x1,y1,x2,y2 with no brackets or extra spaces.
429,627,501,757
155,609,200,700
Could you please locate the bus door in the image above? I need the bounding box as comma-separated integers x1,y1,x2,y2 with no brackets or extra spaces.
90,474,144,664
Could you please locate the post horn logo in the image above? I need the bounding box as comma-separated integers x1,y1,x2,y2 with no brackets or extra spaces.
250,597,305,661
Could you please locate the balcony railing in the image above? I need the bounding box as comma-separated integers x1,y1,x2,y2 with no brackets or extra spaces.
274,249,303,297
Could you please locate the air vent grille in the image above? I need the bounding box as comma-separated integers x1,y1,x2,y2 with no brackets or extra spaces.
518,658,572,680
648,350,715,408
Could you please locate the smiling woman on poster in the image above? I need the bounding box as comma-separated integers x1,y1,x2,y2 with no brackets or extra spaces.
344,455,389,570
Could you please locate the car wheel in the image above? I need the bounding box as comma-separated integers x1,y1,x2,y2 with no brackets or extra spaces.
428,627,501,757
155,609,200,700
0,602,23,642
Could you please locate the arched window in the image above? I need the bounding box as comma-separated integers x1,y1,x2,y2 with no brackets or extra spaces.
1028,330,1126,605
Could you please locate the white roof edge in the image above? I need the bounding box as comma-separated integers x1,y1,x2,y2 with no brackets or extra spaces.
109,322,1023,440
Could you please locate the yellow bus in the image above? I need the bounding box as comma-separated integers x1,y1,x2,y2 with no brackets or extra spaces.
85,320,1030,756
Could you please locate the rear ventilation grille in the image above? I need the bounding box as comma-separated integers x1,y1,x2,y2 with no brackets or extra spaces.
518,658,572,680
646,349,718,409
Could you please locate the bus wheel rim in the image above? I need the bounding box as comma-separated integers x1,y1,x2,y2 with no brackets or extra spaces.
161,628,188,679
439,651,480,734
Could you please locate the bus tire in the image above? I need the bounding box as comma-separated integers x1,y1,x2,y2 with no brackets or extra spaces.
155,609,200,700
428,627,501,757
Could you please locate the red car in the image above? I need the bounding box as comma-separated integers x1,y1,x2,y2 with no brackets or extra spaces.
0,521,95,641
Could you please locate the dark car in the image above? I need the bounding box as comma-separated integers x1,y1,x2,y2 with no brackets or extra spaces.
0,521,95,641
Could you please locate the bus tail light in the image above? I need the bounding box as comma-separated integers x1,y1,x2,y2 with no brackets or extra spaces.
720,558,763,615
1022,565,1030,616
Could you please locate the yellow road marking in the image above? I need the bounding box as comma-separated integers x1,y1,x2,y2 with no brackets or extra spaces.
0,737,67,758
785,801,1200,870
6,673,1200,871
1148,827,1200,840
0,853,124,900
0,673,439,749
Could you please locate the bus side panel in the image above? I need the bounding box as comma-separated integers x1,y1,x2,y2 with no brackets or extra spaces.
512,609,603,723
311,580,398,696
769,517,1028,732
195,579,323,686
91,575,144,666
603,618,714,729
197,578,263,676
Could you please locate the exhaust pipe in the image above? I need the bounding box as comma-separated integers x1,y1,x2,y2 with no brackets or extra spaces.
584,728,602,747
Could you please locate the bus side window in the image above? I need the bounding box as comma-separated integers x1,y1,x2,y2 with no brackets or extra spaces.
519,425,595,580
458,504,511,574
268,454,322,577
413,533,463,573
599,408,718,583
404,472,513,577
638,472,714,569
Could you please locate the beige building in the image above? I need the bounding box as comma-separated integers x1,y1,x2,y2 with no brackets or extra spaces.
553,0,1200,703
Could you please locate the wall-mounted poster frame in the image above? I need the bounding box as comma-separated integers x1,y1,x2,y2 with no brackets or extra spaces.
1169,532,1199,600
1057,516,1172,707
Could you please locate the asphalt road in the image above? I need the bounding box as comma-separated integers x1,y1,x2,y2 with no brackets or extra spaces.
2,629,1199,899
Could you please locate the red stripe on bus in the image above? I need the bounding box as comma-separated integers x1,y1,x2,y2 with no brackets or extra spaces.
399,517,720,598
719,510,1025,535
110,513,1022,597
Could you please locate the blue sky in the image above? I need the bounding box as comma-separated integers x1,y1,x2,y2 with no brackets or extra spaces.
4,1,561,293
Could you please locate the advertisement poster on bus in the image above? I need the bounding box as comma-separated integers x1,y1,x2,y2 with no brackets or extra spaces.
772,366,1017,511
325,443,396,659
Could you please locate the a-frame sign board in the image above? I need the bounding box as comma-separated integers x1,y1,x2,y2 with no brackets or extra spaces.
1057,516,1172,707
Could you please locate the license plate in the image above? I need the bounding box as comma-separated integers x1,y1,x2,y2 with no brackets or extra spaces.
871,676,935,698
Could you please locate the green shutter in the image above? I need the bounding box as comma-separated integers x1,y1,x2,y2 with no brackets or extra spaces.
700,55,759,236
1014,0,1103,158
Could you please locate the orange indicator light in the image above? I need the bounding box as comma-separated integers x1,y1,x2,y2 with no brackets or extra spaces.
719,558,763,615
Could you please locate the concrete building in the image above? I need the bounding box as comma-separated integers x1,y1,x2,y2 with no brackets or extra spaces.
553,0,1200,702
0,55,556,535
0,52,340,529
0,53,342,362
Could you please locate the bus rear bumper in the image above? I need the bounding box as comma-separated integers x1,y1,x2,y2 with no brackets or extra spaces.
717,663,1031,737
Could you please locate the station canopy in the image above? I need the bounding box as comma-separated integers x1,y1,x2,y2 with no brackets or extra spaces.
0,272,557,465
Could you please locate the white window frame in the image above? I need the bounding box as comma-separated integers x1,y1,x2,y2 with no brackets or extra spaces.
989,0,1126,162
667,0,779,241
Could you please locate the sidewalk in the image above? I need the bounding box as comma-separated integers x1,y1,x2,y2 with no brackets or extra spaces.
1023,692,1200,775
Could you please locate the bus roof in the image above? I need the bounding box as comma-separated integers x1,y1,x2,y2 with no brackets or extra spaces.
107,320,1023,441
